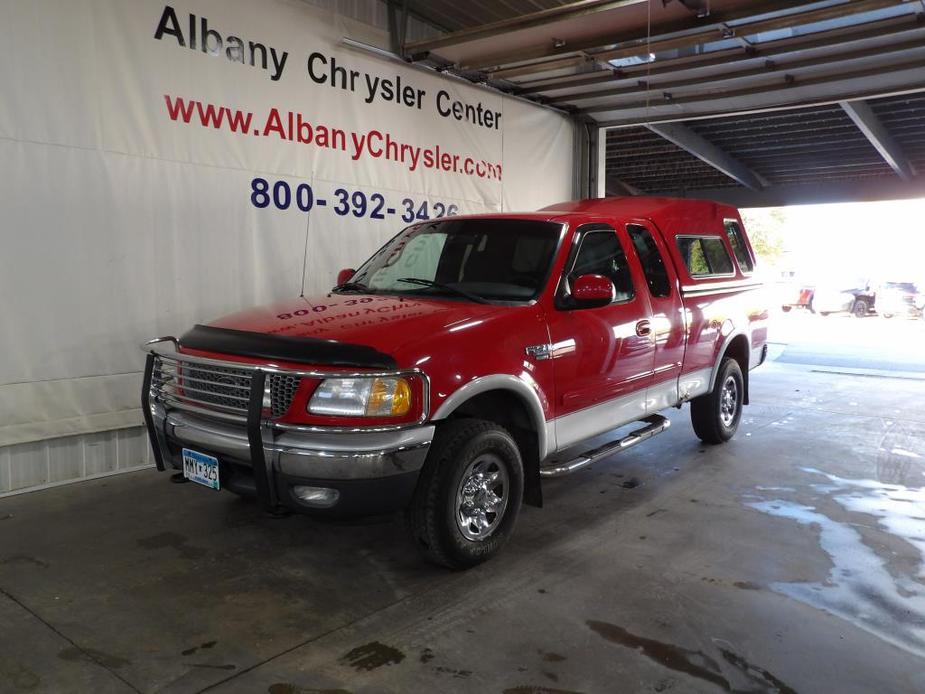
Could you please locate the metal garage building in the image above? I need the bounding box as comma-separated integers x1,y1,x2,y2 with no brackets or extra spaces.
1,2,924,693
2,0,922,499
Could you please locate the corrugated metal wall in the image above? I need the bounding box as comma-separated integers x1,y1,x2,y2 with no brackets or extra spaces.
299,0,441,42
0,428,153,497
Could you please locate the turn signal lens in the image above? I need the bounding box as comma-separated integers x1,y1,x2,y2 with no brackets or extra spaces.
394,378,412,415
365,377,411,416
366,377,412,416
308,377,413,417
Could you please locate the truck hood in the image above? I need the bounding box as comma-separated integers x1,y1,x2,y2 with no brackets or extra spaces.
201,293,507,360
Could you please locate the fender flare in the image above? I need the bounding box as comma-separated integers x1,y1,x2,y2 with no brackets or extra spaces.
710,328,751,403
431,374,552,460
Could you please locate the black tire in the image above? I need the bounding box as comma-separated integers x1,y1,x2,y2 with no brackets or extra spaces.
407,419,524,569
883,313,894,319
819,311,831,317
781,305,792,313
690,358,744,445
853,299,869,318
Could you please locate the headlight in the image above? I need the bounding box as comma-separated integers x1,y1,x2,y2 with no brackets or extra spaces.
308,377,412,417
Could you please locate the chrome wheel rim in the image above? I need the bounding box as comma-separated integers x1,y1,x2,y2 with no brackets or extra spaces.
455,453,509,542
720,375,739,427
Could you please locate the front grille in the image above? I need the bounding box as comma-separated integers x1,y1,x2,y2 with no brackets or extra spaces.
269,374,300,418
151,356,299,420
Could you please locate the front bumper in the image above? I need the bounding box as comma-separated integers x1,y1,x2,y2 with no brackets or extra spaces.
142,345,433,516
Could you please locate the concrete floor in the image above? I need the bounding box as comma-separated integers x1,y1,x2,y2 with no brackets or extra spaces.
2,314,925,693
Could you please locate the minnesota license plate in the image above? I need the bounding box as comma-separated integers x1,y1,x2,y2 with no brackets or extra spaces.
182,448,220,490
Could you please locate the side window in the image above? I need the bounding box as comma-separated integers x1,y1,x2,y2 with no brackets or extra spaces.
627,224,671,298
724,220,754,273
677,236,734,277
570,229,635,302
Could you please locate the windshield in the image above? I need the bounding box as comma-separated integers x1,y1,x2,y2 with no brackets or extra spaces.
343,219,562,302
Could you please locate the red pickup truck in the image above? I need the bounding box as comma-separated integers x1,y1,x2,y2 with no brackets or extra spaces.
143,197,768,568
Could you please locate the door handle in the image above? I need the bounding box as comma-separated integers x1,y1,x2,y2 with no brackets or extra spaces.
636,320,652,337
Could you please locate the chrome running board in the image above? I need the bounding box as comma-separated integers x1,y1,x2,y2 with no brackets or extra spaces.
539,414,671,478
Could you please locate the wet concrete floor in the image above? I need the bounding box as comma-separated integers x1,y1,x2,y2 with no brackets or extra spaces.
2,358,925,693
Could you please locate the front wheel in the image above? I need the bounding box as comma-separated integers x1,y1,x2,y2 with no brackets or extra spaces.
407,419,523,569
690,358,744,445
853,299,869,318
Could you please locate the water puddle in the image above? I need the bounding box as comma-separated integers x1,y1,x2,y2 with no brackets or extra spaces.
586,620,796,692
746,464,925,657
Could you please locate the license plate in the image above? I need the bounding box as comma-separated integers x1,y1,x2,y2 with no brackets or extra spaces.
182,448,220,490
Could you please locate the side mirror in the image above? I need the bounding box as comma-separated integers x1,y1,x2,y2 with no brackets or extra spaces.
336,268,356,286
571,274,614,308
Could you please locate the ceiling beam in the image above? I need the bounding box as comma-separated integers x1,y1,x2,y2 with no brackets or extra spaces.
549,36,925,106
583,54,925,116
465,0,901,75
516,12,924,95
403,0,649,54
594,0,905,63
840,99,916,180
646,122,768,190
598,85,925,127
467,0,818,71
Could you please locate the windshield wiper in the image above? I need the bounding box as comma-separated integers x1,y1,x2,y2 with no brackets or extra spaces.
397,277,490,304
332,281,370,293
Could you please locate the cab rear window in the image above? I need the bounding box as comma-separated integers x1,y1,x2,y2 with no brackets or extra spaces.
724,221,754,272
676,236,734,277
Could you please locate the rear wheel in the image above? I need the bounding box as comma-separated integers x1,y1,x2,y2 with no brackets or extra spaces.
691,358,744,445
407,419,523,569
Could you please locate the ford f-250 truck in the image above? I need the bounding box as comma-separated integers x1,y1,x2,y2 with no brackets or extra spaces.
142,197,768,568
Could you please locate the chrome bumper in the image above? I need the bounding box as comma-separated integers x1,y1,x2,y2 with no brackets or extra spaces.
141,341,432,514
152,405,433,480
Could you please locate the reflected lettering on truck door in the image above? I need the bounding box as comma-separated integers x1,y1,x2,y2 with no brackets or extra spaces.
545,223,656,450
627,223,686,412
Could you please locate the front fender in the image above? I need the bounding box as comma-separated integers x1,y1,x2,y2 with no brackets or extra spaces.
431,374,553,460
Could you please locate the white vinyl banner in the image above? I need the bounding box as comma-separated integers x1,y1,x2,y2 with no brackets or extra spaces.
0,0,576,446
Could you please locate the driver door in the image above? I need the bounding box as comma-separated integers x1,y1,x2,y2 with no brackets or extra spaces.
545,223,656,450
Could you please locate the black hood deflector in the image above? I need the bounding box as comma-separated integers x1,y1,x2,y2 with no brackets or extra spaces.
179,324,398,370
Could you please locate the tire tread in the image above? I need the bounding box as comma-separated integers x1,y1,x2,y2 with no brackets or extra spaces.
407,419,519,569
690,357,742,445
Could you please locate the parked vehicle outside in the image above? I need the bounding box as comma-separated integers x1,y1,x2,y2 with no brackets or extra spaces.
778,278,815,313
878,281,924,319
812,281,876,317
142,197,768,567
